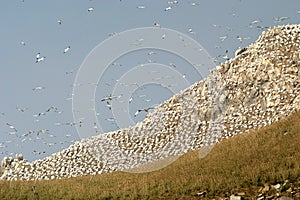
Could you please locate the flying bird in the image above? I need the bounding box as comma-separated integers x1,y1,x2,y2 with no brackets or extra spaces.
6,123,17,130
218,50,229,60
100,94,121,102
137,5,146,9
237,36,251,43
190,2,199,6
16,107,28,112
63,46,70,54
35,53,46,63
249,19,261,27
134,107,154,117
167,0,178,4
37,129,49,135
36,53,40,59
106,101,112,110
32,86,45,91
273,16,289,22
154,22,161,27
87,7,94,12
164,6,172,11
33,150,46,155
36,56,46,63
188,28,196,34
219,35,228,42
93,122,99,133
148,51,156,55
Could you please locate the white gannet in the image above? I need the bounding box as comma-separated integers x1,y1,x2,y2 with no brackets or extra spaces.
219,35,228,42
273,16,289,22
100,94,121,102
87,7,94,12
16,107,28,112
36,53,40,59
188,28,196,34
164,6,172,11
134,107,154,117
154,22,161,27
32,86,45,91
137,5,146,9
237,36,250,43
168,0,178,4
148,51,156,55
63,46,70,54
36,56,46,63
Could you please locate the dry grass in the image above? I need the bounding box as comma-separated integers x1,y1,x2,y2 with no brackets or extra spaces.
0,110,300,200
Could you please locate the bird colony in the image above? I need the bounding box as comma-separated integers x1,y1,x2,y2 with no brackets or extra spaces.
1,24,299,181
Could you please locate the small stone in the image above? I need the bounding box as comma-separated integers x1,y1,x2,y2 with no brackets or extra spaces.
286,187,293,193
230,194,241,200
237,192,245,196
266,195,274,199
273,183,281,190
195,191,206,197
261,184,270,193
257,196,264,200
278,196,293,200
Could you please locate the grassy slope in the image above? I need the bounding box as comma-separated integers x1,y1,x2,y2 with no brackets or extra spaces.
0,110,299,200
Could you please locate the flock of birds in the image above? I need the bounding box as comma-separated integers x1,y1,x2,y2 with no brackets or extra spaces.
0,0,298,162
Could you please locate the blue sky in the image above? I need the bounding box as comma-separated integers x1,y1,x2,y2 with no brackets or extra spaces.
0,0,299,162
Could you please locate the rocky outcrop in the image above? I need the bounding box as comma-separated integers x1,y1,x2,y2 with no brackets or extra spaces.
1,24,299,181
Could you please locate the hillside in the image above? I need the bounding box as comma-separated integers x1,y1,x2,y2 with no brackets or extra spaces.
0,110,299,199
0,24,299,182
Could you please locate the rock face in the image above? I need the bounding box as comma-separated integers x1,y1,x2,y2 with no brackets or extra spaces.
1,24,299,181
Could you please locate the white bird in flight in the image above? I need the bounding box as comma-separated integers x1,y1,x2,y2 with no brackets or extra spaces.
100,94,121,102
237,36,251,43
134,107,154,117
88,7,94,12
154,22,161,27
167,1,178,5
36,56,46,63
165,6,172,11
273,16,289,22
32,86,45,91
36,53,40,59
6,123,16,130
188,28,196,34
35,52,46,63
63,46,70,54
219,35,228,42
137,5,146,9
16,107,28,112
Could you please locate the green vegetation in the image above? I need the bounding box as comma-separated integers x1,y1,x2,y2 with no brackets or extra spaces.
1,110,300,199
